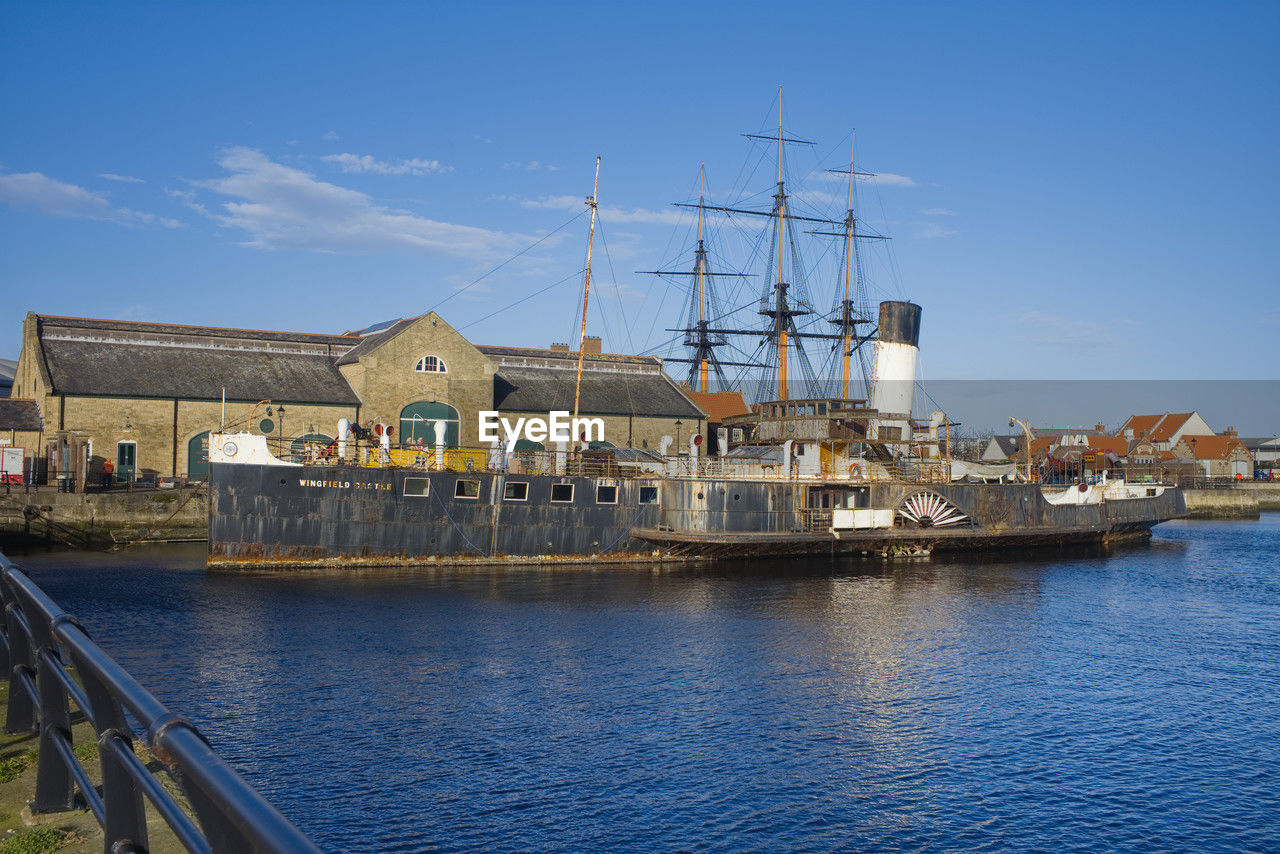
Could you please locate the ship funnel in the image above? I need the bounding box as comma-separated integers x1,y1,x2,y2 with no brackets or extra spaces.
870,300,921,443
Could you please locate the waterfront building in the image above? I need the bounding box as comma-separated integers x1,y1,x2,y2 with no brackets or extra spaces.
1115,411,1214,453
10,311,706,487
1170,431,1254,479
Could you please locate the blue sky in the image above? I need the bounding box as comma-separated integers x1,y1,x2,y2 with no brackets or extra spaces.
2,1,1277,391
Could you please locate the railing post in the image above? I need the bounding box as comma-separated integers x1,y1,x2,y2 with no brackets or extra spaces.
99,730,149,851
70,644,149,851
3,601,35,734
33,647,75,812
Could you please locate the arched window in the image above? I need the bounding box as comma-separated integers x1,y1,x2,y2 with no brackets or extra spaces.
414,355,447,373
400,401,459,447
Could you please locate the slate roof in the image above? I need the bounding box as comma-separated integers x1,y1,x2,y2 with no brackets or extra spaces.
335,317,416,366
36,315,359,346
35,315,361,404
40,339,361,404
986,436,1020,458
492,366,703,418
0,399,42,431
0,358,15,393
477,345,656,366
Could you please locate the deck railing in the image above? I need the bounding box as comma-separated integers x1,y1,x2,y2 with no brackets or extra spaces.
0,552,319,853
262,437,959,486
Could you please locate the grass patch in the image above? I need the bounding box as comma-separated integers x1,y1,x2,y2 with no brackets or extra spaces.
0,751,35,785
0,826,78,854
70,743,97,764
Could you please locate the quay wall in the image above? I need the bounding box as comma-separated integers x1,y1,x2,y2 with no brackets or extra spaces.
1234,482,1280,511
1182,489,1260,520
0,487,208,548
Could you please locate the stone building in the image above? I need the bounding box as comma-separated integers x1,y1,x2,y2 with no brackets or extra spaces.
13,313,363,486
11,311,705,487
1170,431,1253,479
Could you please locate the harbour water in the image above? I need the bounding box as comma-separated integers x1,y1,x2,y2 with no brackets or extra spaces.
8,516,1280,852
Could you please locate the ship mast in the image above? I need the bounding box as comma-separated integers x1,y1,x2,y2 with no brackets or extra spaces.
842,133,854,398
820,132,885,400
697,168,708,391
775,96,789,400
642,167,756,392
572,156,601,425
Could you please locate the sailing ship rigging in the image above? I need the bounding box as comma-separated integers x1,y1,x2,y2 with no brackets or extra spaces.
646,100,891,403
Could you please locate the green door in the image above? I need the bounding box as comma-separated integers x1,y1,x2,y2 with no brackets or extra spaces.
116,442,137,483
187,432,210,480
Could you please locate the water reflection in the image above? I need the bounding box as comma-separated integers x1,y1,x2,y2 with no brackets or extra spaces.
8,519,1279,852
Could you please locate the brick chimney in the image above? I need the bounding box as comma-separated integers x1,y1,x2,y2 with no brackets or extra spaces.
1095,423,1106,433
1224,426,1238,438
582,336,602,355
550,342,570,352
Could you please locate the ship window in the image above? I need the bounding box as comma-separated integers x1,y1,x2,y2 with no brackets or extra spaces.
551,483,574,503
503,481,528,501
414,355,447,373
596,484,617,504
454,479,480,499
403,477,430,497
639,486,658,504
817,402,827,415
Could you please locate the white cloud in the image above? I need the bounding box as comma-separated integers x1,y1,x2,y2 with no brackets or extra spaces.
915,223,957,239
868,172,918,188
99,172,145,184
815,170,919,188
920,207,954,216
508,194,683,225
503,160,560,172
193,147,523,256
321,153,452,176
322,131,340,141
0,171,181,227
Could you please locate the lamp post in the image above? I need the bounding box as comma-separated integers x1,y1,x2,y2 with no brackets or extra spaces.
674,419,683,454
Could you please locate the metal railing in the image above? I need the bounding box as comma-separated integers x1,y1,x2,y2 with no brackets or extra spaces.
256,434,965,486
0,552,319,853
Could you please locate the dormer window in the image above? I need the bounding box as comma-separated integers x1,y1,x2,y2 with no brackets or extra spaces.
414,355,447,373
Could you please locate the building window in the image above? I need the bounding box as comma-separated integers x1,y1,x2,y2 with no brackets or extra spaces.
414,355,447,373
503,481,528,501
454,480,480,499
639,486,658,504
404,477,430,497
551,483,574,503
596,484,617,504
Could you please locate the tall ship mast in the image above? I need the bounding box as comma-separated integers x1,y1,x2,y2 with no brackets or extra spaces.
655,94,885,403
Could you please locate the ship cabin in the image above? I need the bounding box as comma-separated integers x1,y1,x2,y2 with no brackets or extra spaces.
719,397,946,485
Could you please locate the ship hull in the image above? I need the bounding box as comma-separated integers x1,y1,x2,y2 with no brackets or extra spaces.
208,462,1187,567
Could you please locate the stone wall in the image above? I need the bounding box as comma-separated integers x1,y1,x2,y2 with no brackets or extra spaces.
339,313,496,445
0,487,209,548
56,396,356,480
1182,489,1261,519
